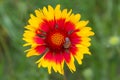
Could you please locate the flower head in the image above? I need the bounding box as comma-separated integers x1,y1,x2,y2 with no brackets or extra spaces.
23,4,94,75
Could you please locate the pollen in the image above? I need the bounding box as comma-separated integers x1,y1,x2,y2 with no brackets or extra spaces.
51,33,65,46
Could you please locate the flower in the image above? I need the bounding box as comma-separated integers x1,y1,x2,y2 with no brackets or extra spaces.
23,4,94,75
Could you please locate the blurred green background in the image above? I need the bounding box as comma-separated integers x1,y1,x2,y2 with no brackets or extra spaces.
0,0,120,80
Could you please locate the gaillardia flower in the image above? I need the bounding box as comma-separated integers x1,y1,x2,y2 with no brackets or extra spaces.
23,4,94,75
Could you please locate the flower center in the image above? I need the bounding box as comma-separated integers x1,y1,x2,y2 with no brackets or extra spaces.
45,30,66,51
50,32,65,46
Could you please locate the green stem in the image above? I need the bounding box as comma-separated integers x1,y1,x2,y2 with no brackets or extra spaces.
63,70,67,80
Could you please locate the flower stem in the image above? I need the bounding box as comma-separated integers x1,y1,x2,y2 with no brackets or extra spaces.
63,70,67,80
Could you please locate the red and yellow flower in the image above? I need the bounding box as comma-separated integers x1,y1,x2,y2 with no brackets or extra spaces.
23,4,94,75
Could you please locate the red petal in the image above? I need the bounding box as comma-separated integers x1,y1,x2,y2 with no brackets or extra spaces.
70,46,77,55
44,52,53,61
35,45,46,54
34,36,44,44
40,20,55,32
64,21,75,32
44,52,64,64
69,32,81,45
40,22,49,32
56,19,65,29
47,20,55,29
63,51,71,63
54,52,64,64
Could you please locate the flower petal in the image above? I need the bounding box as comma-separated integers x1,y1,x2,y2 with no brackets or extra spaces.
35,45,46,54
36,51,64,74
76,21,89,29
70,32,81,45
48,5,54,20
80,37,91,47
35,9,44,19
42,6,54,20
77,27,95,37
55,4,61,19
68,14,81,24
34,36,45,44
28,14,42,28
26,49,39,57
23,30,36,46
64,21,75,32
76,44,91,54
63,52,76,72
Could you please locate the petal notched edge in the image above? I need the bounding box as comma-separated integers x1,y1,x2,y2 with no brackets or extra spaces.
26,49,39,57
55,4,61,19
36,55,64,75
76,20,89,29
